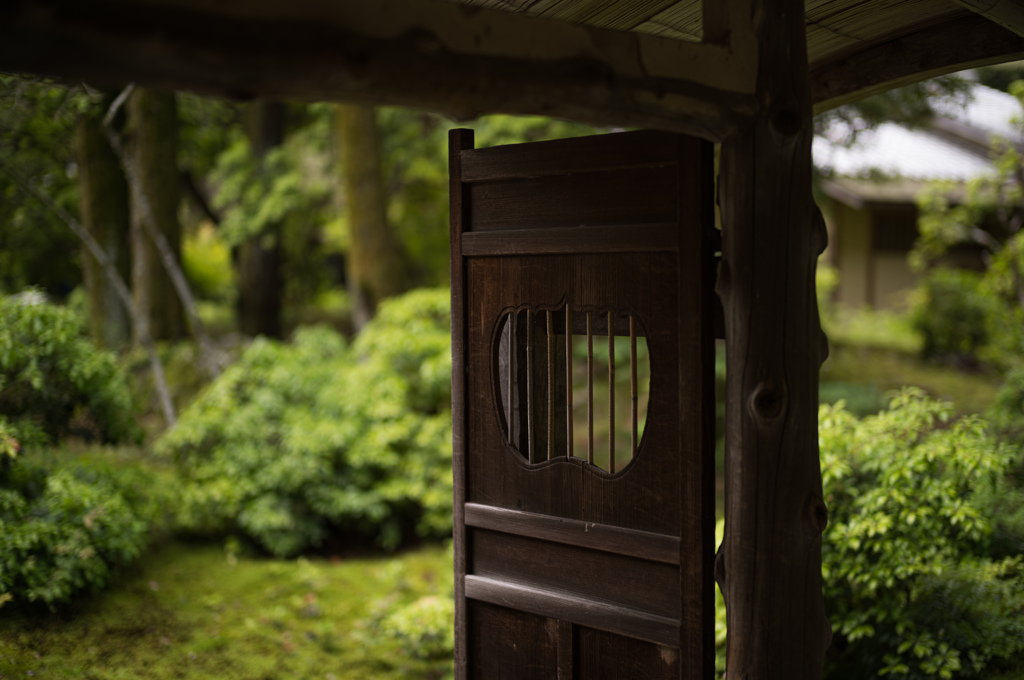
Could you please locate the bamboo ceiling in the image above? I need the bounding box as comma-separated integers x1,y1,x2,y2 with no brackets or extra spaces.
457,0,969,66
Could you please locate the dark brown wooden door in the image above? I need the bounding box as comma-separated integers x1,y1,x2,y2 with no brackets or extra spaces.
450,129,716,680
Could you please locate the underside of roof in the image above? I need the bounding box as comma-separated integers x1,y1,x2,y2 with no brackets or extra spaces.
1,0,1023,138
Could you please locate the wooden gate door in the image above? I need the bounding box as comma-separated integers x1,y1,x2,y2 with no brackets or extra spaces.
449,129,716,679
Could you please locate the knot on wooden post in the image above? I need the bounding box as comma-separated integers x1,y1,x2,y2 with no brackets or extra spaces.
807,494,829,535
748,380,785,423
770,106,802,138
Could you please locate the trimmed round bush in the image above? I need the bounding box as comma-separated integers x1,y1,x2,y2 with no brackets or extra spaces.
158,288,454,557
0,293,139,444
0,419,156,609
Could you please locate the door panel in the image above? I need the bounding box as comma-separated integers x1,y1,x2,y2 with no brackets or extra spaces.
450,129,715,679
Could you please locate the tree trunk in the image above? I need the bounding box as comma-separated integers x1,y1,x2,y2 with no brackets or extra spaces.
237,101,284,338
715,0,832,675
335,103,409,329
76,102,130,349
127,87,184,342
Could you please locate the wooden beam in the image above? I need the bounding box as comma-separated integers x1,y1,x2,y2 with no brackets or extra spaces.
953,0,1024,39
717,0,831,675
0,0,757,140
812,13,1024,112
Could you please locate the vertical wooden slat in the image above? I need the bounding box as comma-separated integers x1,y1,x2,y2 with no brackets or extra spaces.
587,311,594,466
447,127,473,680
677,134,717,680
546,308,554,461
507,312,514,445
565,304,574,460
608,310,615,474
630,314,638,458
527,308,535,463
556,618,574,680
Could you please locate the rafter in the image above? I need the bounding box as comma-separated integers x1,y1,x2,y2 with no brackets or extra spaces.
953,0,1024,39
811,13,1024,112
0,0,757,140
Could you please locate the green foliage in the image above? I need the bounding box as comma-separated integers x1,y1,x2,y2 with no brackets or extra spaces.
209,103,338,313
0,75,89,298
0,294,139,444
0,424,160,609
989,365,1024,448
182,223,235,302
0,540,453,679
820,389,1024,679
911,268,998,364
377,594,454,669
814,75,971,144
377,109,603,288
158,288,454,557
818,380,886,417
714,518,726,674
911,84,1024,369
371,542,455,672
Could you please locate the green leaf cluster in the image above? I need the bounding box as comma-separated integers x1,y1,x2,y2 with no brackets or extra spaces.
911,83,1024,370
0,75,90,298
157,288,454,557
0,294,139,444
910,268,1007,365
820,388,1024,679
377,109,604,287
208,103,338,311
0,421,160,609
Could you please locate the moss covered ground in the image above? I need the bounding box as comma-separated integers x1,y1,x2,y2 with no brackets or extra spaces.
0,540,453,680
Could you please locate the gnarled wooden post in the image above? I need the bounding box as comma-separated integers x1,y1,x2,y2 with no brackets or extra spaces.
716,0,832,675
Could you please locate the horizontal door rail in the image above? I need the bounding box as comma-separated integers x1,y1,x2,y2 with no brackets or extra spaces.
465,503,680,565
460,130,680,183
465,575,680,648
461,224,678,256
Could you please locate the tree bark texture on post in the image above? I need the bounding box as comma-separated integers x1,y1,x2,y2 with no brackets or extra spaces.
716,0,832,676
335,103,409,329
127,87,185,343
76,103,130,349
237,100,285,339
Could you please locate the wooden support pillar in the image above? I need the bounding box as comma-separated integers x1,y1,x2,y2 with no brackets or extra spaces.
716,0,832,676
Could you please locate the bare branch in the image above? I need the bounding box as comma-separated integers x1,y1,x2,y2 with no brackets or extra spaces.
0,159,177,428
103,83,134,128
103,87,224,378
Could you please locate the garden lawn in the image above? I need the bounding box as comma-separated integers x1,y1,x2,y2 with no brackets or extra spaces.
0,539,453,680
821,342,1003,416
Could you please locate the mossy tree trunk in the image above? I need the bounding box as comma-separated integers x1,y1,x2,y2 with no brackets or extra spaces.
335,103,410,329
127,87,184,342
237,101,284,338
76,100,130,349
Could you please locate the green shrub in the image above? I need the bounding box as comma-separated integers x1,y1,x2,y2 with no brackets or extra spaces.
989,364,1024,449
380,594,455,663
912,268,998,365
366,542,455,678
980,365,1024,561
820,389,1024,679
0,419,158,609
158,288,454,557
0,294,139,444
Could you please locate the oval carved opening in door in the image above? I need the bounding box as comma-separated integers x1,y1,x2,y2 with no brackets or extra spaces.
494,305,650,474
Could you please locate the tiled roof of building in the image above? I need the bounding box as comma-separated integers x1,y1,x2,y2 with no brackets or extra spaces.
814,81,1021,194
